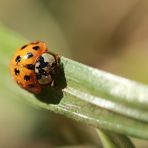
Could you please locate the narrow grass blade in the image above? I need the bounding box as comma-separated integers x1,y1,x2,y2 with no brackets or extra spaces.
1,24,148,140
97,129,135,148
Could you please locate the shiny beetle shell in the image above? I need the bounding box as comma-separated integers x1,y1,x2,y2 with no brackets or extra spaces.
9,41,59,94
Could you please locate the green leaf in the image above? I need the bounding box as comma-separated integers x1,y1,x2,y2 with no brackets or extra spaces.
97,129,135,148
1,24,148,141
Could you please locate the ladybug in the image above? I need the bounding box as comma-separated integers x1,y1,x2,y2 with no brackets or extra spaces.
9,41,60,94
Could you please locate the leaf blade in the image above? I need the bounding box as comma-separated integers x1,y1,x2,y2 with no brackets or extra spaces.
97,129,135,148
1,24,148,139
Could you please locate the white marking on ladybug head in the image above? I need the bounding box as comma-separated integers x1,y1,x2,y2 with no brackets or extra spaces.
35,53,56,85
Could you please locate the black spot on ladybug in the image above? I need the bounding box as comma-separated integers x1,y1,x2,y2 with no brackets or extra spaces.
21,44,28,49
24,75,30,81
14,68,20,76
26,64,35,70
32,46,40,50
28,84,35,87
26,52,33,59
15,55,21,63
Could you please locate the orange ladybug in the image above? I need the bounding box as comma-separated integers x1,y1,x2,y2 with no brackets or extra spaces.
9,41,60,94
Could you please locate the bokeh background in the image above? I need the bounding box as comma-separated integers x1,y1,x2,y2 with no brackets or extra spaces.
0,0,148,147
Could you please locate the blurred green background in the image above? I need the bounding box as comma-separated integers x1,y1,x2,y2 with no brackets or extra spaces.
1,0,148,147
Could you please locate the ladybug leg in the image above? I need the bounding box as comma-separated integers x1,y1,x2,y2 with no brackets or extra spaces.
47,51,60,75
50,79,55,87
